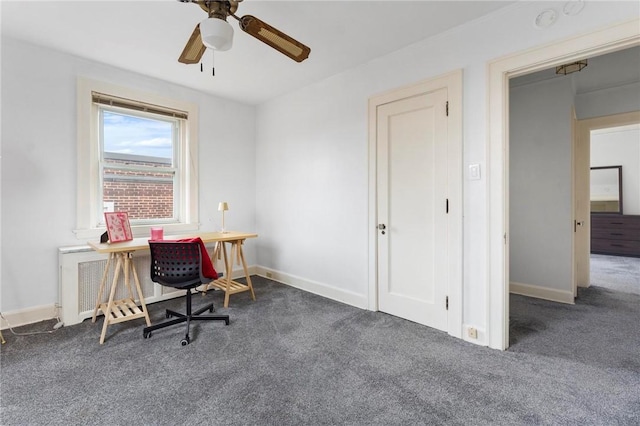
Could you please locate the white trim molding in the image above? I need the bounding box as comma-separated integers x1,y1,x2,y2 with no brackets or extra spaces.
510,282,575,305
0,304,59,330
255,266,368,310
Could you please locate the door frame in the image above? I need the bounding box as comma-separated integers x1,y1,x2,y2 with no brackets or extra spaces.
368,69,463,339
488,19,640,350
572,106,581,297
571,106,591,292
577,110,640,283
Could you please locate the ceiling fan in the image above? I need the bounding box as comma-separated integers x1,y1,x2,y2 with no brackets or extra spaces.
178,0,311,66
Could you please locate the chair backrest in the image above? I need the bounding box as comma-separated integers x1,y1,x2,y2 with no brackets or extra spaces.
148,241,212,289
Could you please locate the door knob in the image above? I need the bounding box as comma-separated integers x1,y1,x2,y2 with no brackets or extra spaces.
378,224,386,230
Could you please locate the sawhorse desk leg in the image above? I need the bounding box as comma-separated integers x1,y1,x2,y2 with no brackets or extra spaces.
92,252,151,344
207,239,256,308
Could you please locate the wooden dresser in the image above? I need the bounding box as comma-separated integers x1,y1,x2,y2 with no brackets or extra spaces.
591,215,640,257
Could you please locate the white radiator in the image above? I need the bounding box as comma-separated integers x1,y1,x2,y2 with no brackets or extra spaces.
58,246,183,325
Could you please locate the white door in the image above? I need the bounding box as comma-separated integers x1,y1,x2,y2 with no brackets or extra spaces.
376,87,449,331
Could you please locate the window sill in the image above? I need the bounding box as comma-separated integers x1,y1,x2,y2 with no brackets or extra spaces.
73,223,201,241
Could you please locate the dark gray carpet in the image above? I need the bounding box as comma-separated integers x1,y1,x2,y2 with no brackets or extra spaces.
2,276,639,425
510,286,640,371
590,254,640,295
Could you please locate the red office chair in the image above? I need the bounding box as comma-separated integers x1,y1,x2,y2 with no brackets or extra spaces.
143,239,229,345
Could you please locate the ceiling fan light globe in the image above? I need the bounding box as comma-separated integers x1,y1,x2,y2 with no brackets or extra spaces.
200,18,234,51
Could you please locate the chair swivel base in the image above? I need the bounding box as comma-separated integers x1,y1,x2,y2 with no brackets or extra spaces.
143,298,229,346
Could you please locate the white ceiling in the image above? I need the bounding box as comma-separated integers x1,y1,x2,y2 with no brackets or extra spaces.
1,0,515,105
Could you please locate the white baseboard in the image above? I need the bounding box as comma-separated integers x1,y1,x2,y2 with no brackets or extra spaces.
0,265,360,330
0,304,59,330
510,282,575,305
5,266,361,329
254,266,368,310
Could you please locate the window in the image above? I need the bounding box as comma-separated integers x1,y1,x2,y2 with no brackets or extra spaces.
76,78,199,239
100,106,179,224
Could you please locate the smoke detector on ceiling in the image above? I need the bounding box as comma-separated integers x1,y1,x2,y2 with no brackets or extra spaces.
534,9,558,29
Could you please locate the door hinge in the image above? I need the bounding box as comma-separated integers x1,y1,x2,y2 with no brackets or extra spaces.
446,101,449,117
446,198,449,214
446,296,449,310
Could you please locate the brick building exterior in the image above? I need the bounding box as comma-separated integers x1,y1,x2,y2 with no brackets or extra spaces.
103,153,174,220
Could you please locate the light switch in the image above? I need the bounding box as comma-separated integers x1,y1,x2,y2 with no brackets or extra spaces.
469,164,481,180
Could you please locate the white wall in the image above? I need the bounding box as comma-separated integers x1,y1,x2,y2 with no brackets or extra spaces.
575,45,640,119
255,1,639,343
1,38,257,313
591,126,640,215
576,82,640,120
509,78,575,294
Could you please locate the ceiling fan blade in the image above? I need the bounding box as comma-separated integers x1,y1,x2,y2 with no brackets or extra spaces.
239,15,310,63
178,24,207,64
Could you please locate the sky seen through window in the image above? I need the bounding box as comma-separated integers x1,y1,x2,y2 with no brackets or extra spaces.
103,110,173,160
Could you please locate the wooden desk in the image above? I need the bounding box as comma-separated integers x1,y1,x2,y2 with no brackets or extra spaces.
88,231,257,343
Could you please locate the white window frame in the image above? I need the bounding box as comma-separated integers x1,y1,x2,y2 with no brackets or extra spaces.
76,77,200,239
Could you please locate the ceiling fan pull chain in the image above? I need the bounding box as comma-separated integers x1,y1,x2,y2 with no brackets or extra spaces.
212,49,215,76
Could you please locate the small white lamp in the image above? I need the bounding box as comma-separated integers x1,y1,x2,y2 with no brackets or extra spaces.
218,202,229,233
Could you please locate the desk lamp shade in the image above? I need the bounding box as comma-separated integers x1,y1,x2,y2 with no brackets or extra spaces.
218,202,229,232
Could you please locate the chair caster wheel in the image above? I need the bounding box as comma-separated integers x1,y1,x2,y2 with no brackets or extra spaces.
144,331,152,339
209,307,214,313
166,312,172,318
181,336,190,346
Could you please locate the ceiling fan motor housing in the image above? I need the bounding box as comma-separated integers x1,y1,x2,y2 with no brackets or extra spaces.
195,0,238,19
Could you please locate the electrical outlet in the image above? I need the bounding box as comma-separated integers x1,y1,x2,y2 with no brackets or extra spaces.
468,327,478,339
266,272,273,278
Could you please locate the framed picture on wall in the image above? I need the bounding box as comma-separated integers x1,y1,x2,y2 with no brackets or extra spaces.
104,212,133,243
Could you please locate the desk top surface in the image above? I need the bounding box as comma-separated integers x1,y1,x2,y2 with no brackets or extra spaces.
88,231,258,253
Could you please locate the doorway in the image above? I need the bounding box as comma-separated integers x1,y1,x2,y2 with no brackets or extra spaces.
488,19,640,350
580,116,640,293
